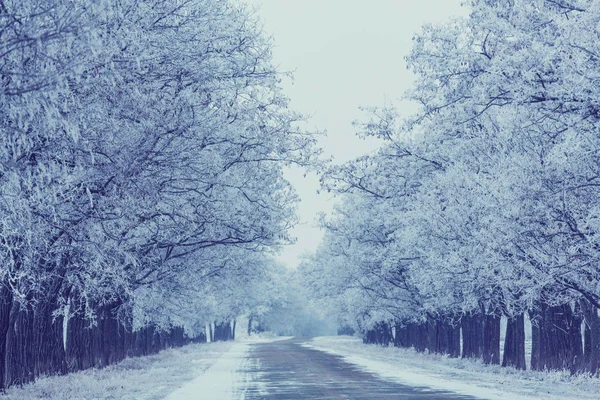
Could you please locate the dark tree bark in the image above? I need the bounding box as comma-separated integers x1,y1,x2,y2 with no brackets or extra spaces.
66,307,92,371
547,305,571,371
32,301,66,378
483,312,501,365
0,282,202,392
416,323,428,352
584,314,592,366
213,321,234,342
0,285,13,390
569,303,584,374
461,312,484,359
133,326,146,357
581,299,600,373
533,304,579,371
529,308,541,371
150,326,162,353
4,301,35,387
376,322,392,346
434,319,447,354
447,320,461,358
363,329,375,344
407,322,419,349
502,314,526,370
90,319,104,368
394,323,406,347
424,317,436,352
363,322,392,346
100,304,125,366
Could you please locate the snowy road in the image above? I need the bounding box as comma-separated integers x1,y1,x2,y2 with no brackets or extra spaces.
240,338,480,399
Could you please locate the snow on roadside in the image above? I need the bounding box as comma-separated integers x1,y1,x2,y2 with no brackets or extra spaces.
2,342,232,400
306,336,600,400
165,342,248,400
241,334,294,344
164,335,292,400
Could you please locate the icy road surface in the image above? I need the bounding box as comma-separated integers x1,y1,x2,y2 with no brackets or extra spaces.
169,337,479,399
168,336,600,399
241,338,479,399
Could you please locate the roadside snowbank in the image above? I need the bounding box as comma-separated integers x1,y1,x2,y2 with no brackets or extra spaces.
165,335,292,399
306,336,600,400
2,342,232,400
165,342,248,400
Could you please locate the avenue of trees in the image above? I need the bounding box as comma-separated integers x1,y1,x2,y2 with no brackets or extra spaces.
303,0,600,375
0,0,319,389
8,0,600,391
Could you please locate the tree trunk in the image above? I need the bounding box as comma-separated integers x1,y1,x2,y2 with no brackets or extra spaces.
101,305,123,365
4,301,35,387
66,306,92,371
536,304,577,371
447,320,461,358
247,317,253,336
374,322,392,346
581,299,600,373
416,322,428,352
529,308,541,371
569,303,584,374
435,318,447,354
407,322,419,349
213,321,234,342
461,312,484,359
32,301,66,378
502,314,526,370
483,313,501,365
0,285,13,390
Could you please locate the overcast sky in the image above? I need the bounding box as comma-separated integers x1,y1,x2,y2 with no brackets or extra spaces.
245,0,467,268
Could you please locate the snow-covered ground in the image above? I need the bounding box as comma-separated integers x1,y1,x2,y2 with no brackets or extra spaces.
1,334,291,400
2,342,233,400
165,342,248,400
8,334,595,399
164,334,292,400
306,336,600,400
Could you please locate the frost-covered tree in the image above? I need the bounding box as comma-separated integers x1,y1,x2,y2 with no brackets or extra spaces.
307,0,600,374
0,0,319,388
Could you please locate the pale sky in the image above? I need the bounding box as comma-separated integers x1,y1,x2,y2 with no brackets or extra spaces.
245,1,467,268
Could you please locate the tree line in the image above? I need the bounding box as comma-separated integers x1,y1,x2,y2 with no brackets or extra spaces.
303,0,600,375
0,0,317,390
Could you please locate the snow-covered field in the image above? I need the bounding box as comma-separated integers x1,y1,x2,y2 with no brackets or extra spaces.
2,342,233,400
306,336,600,400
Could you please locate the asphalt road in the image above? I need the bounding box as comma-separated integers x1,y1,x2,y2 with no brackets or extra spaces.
240,338,481,400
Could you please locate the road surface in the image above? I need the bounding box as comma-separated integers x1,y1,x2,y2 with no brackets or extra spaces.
240,338,481,399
